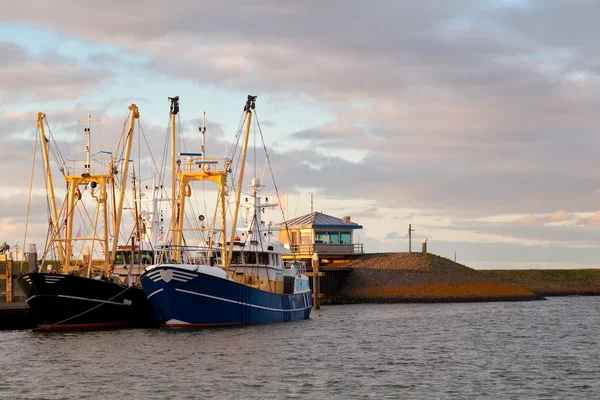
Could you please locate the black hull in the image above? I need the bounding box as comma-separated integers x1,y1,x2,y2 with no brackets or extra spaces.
18,273,156,331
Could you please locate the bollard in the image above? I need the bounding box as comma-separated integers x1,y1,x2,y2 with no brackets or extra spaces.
6,251,13,302
28,244,38,273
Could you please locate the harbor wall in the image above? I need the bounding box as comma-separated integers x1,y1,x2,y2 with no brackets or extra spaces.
325,252,545,303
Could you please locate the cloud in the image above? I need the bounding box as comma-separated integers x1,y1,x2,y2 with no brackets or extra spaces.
577,211,600,227
0,42,112,102
511,210,573,226
4,1,600,267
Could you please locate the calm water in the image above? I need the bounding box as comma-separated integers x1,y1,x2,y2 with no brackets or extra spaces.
1,297,599,399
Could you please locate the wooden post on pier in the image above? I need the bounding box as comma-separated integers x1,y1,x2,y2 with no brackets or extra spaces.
6,251,13,303
28,244,38,273
312,252,321,310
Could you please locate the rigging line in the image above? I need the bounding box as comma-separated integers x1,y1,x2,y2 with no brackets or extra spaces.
43,117,66,167
158,123,170,188
253,112,256,186
41,285,135,329
254,110,297,261
21,127,40,271
261,149,269,184
114,109,131,159
139,123,169,190
40,193,85,264
227,111,247,161
183,194,202,245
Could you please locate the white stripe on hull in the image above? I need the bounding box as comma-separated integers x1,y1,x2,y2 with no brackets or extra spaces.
175,288,312,313
146,288,163,299
26,294,131,307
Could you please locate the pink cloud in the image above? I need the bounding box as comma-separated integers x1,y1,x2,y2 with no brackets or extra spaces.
577,211,600,227
511,210,573,226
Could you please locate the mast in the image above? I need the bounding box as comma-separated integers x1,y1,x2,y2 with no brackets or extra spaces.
169,96,179,261
36,112,65,264
132,170,141,243
108,104,139,277
227,95,255,268
200,110,206,162
78,114,100,173
168,98,230,267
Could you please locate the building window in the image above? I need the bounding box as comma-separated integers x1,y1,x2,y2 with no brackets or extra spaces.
329,232,340,244
315,231,327,243
340,232,351,244
300,231,312,244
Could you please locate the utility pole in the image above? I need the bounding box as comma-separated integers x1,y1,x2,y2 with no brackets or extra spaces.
408,224,415,253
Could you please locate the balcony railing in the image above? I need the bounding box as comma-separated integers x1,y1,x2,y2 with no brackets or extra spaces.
289,243,364,255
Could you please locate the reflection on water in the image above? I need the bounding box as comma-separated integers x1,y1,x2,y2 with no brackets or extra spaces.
1,297,599,399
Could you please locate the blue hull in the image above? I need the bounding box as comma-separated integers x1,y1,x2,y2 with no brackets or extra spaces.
140,266,312,327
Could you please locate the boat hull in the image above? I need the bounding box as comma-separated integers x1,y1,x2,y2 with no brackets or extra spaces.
18,273,156,331
140,266,312,327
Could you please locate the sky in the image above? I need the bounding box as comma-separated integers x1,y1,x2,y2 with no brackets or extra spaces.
1,0,600,269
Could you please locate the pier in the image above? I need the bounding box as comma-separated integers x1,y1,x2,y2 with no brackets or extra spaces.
0,303,33,330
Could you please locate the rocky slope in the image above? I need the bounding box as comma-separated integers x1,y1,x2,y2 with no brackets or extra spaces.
334,252,544,303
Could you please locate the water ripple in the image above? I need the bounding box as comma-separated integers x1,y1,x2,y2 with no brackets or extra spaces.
1,297,599,399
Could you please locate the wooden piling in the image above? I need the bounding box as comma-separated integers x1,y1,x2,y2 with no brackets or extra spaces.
312,253,321,310
28,244,38,273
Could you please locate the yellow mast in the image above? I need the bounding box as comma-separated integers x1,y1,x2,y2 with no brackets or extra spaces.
36,112,65,264
226,95,255,269
101,176,109,271
108,104,139,276
167,96,231,267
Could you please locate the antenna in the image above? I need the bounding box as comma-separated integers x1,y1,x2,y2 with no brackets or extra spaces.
310,192,314,213
200,110,206,162
77,114,100,173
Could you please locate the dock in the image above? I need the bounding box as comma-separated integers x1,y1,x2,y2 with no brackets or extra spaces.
0,302,34,330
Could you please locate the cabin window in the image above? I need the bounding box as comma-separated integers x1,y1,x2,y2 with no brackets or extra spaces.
270,253,280,266
115,253,125,264
340,232,351,244
259,252,269,265
231,251,243,265
141,252,153,264
246,252,256,264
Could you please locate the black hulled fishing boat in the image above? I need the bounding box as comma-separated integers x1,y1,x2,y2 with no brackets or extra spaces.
18,107,155,331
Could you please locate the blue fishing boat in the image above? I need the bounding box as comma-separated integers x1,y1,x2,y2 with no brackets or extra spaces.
140,96,312,327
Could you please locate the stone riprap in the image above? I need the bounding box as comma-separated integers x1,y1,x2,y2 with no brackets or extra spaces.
334,252,543,303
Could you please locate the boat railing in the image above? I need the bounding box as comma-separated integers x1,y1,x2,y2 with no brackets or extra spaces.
63,158,116,176
289,243,364,255
152,245,223,266
179,155,229,175
283,260,307,275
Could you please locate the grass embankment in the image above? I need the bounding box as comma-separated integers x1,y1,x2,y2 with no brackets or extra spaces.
480,269,600,296
335,252,543,303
